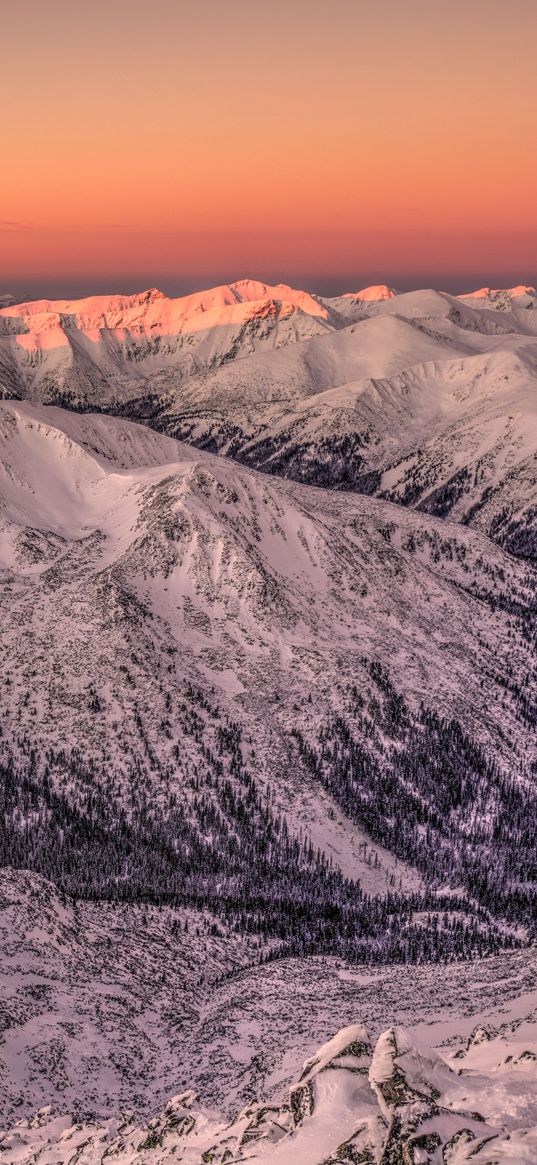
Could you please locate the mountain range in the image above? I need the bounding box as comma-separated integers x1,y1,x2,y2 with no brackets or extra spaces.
1,278,537,1157
2,279,536,563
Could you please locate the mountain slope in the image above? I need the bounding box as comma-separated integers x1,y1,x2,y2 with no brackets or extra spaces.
1,401,537,945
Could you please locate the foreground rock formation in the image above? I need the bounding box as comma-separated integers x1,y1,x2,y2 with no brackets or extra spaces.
2,1020,537,1164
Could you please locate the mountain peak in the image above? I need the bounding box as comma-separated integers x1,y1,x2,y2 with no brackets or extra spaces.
137,287,167,303
338,284,397,301
461,284,536,300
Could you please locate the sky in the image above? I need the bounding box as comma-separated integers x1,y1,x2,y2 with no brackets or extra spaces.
2,0,536,297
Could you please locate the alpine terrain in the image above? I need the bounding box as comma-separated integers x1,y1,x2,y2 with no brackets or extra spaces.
1,280,537,1162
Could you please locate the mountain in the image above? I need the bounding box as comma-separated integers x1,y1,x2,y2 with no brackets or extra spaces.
459,284,537,308
2,868,537,1161
1,399,537,953
2,280,537,1154
0,281,335,406
152,285,537,565
2,280,537,566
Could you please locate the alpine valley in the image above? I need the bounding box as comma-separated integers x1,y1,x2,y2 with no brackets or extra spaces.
1,280,537,1163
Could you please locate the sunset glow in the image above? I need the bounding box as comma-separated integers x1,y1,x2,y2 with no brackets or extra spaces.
2,0,537,294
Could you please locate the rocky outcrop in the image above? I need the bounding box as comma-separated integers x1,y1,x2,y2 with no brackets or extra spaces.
369,1027,496,1163
3,1022,535,1164
289,1023,373,1123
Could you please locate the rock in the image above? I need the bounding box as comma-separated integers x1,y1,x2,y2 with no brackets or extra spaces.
290,1023,373,1124
369,1027,497,1164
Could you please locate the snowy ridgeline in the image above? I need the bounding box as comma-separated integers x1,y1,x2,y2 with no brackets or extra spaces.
2,1020,537,1164
2,279,537,565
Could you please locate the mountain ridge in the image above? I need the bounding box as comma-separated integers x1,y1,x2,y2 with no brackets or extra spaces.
0,400,536,956
2,278,536,566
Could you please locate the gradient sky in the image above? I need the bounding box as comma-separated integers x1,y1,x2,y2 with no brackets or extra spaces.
2,0,536,297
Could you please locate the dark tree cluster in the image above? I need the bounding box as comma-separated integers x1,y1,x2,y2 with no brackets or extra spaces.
292,661,537,931
156,413,382,493
0,711,519,966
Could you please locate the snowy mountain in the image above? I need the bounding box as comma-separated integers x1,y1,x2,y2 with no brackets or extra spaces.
2,280,536,564
2,871,537,1163
2,280,537,1149
1,399,536,954
0,281,334,406
152,285,537,564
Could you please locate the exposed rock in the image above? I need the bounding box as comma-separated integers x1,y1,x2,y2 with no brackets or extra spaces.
369,1027,496,1164
2,1021,536,1164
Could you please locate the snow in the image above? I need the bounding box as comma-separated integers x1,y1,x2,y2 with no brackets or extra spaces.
461,284,536,300
0,280,329,361
340,283,397,301
2,279,537,1161
291,1022,371,1086
2,933,537,1165
3,277,537,562
0,396,536,900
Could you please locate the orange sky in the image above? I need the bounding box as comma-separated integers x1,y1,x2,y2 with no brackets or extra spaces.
2,0,536,294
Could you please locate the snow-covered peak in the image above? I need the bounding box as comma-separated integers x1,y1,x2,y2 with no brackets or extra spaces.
230,278,327,316
0,279,329,343
461,284,536,300
343,283,397,301
458,285,537,315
